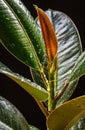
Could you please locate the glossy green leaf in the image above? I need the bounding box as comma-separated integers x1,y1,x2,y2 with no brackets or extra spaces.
46,10,82,97
0,62,48,101
33,9,82,104
69,51,85,82
0,0,46,70
57,79,78,105
58,51,85,104
0,96,30,130
47,95,85,130
30,68,47,89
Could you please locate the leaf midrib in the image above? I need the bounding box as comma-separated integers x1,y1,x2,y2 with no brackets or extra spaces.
0,121,14,130
3,0,42,70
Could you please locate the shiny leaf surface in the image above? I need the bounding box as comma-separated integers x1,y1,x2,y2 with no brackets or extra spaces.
0,62,48,101
0,0,46,70
33,9,82,104
0,96,30,130
69,51,85,82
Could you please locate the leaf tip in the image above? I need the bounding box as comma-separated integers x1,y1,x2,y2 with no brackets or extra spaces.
33,4,38,10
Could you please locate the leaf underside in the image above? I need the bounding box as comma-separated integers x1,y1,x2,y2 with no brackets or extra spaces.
47,95,85,130
0,62,48,101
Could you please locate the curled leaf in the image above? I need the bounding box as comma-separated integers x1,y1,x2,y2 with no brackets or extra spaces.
35,6,58,70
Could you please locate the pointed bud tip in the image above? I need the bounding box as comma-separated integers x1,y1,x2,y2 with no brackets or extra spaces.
33,4,38,10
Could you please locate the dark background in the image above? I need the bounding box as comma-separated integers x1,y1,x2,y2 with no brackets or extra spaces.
0,0,85,130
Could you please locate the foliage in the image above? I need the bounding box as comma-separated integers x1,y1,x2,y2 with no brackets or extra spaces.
0,0,85,129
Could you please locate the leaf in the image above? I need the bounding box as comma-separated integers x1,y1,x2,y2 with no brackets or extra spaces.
0,96,30,130
0,121,13,130
47,95,85,130
35,6,58,70
0,62,48,101
57,79,78,105
33,9,82,104
57,51,85,104
0,0,46,70
70,116,85,130
30,68,47,89
69,51,85,82
65,110,85,130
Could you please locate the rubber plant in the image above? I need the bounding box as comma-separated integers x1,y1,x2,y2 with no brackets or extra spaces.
0,0,85,130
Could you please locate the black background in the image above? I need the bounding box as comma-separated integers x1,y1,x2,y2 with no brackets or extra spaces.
0,0,85,130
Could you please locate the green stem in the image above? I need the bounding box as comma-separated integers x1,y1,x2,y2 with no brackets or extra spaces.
48,70,56,111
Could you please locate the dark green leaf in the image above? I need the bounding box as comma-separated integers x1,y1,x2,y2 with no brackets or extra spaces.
0,96,30,130
58,51,85,104
0,0,46,70
57,79,78,105
47,95,85,130
30,68,47,89
0,62,48,101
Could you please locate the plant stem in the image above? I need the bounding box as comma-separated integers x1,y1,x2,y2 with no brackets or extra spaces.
48,70,57,111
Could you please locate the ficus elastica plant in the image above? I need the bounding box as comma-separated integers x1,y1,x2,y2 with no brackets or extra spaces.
0,0,85,130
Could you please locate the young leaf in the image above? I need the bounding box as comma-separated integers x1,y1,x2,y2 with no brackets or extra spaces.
47,95,85,130
46,10,82,91
35,6,58,70
34,9,82,104
0,0,45,70
0,96,30,130
0,62,48,101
